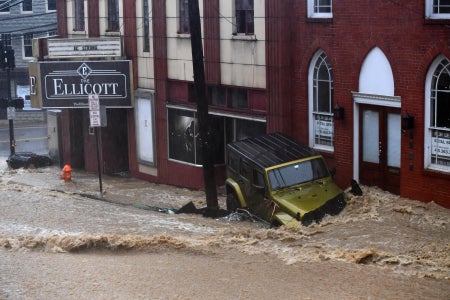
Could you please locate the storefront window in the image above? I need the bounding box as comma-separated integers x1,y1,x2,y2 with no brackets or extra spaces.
229,118,266,142
168,108,225,165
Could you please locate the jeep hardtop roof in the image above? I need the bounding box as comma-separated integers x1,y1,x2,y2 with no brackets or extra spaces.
227,132,319,169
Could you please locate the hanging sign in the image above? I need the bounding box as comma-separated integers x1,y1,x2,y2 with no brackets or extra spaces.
29,60,133,109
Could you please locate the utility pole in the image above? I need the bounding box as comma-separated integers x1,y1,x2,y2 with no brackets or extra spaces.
188,0,219,211
7,66,15,155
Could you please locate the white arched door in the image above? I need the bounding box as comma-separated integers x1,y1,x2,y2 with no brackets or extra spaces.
354,47,401,194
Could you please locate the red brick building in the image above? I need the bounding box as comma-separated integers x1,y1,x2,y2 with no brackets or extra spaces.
52,0,450,208
284,1,450,208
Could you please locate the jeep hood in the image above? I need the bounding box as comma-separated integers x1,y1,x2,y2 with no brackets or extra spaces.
271,181,346,226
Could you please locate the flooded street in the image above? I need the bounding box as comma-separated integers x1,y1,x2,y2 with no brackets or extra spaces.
0,163,449,299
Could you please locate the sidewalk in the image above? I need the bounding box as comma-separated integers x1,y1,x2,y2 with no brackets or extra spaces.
1,163,227,214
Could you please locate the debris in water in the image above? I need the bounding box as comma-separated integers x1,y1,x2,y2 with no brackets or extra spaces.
6,152,52,169
176,201,229,218
350,179,363,196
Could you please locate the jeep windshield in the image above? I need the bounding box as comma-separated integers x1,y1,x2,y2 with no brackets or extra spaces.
267,157,330,191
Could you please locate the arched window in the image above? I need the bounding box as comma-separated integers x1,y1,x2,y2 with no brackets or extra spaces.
425,56,450,172
309,51,334,151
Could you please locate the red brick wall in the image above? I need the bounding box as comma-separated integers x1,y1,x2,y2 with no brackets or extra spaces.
151,0,169,184
56,0,67,37
88,0,99,38
203,0,221,85
287,1,450,207
123,0,138,90
265,0,295,134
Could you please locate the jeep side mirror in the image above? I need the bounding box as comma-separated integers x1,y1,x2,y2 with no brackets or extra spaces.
329,167,336,177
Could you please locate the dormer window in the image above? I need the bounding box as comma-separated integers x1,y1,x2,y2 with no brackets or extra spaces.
426,0,450,19
307,0,333,19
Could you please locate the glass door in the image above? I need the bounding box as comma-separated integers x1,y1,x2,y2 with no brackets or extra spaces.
360,105,401,194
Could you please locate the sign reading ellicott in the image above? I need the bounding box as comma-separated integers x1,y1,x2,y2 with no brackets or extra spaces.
29,60,133,108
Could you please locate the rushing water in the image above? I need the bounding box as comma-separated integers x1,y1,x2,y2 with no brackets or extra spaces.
0,165,449,298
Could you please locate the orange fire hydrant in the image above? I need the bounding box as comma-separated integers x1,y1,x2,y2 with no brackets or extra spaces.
60,164,72,182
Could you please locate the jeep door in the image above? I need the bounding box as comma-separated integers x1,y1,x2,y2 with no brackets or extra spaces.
239,161,267,217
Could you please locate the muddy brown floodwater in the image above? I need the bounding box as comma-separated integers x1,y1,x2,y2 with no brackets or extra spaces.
0,165,449,299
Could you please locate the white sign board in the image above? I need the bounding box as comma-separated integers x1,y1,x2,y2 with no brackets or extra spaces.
47,38,122,58
89,94,107,127
315,119,333,138
7,107,15,120
432,137,450,158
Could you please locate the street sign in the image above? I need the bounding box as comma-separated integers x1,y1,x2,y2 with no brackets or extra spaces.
89,94,107,127
88,94,106,198
7,107,15,120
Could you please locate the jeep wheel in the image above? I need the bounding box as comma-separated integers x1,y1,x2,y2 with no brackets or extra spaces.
270,218,282,228
226,192,241,212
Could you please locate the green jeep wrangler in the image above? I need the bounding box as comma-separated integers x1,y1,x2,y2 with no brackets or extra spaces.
225,133,347,226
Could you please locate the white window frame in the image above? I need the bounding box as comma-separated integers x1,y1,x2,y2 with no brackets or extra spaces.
0,0,10,14
22,33,34,58
0,34,11,48
307,0,333,19
234,0,255,35
308,50,334,152
21,0,33,13
426,0,450,19
424,55,450,173
46,0,56,12
73,0,86,32
107,0,120,32
177,0,190,34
